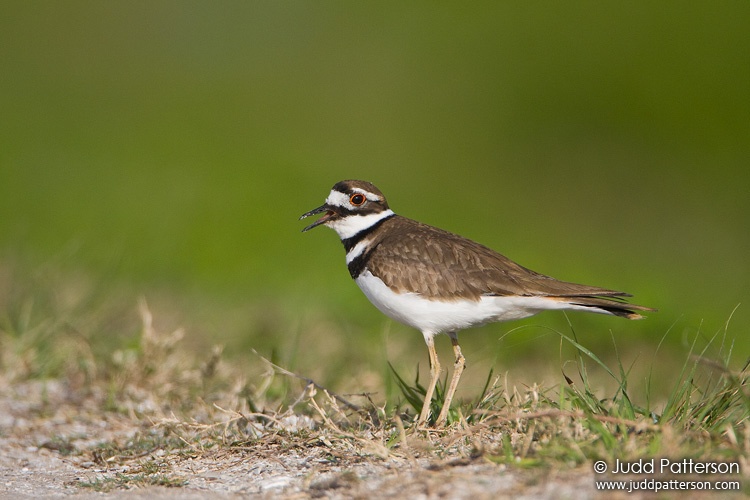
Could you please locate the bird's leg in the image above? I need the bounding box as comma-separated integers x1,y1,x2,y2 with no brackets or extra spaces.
436,333,465,426
418,335,441,426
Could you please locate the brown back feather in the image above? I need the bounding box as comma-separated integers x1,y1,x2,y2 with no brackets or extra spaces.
366,216,651,316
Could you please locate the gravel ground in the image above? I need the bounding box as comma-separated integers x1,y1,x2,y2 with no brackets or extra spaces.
0,439,597,499
0,379,604,499
1,379,741,499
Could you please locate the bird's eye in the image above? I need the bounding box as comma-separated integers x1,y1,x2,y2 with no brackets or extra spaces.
350,194,366,206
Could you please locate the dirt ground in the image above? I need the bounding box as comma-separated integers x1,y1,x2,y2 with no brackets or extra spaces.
0,378,606,499
1,379,741,499
0,442,595,499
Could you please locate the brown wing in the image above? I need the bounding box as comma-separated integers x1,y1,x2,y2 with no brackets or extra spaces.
367,216,639,302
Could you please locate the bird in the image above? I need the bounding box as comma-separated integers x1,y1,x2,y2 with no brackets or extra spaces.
299,179,654,426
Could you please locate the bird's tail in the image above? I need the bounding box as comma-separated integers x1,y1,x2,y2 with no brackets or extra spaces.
562,295,656,320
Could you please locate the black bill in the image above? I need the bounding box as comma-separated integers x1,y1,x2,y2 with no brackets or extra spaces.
299,204,335,232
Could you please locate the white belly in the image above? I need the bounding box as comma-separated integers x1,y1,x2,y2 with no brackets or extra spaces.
354,270,575,339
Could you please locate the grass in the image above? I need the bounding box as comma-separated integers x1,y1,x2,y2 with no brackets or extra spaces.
77,429,212,492
80,470,188,493
386,313,749,465
1,268,748,494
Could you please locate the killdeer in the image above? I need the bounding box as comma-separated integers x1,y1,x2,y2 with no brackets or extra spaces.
300,180,654,426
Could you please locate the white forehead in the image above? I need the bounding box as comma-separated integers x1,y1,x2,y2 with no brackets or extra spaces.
325,187,381,207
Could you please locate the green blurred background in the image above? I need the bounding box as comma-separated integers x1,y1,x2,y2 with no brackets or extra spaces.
1,3,748,397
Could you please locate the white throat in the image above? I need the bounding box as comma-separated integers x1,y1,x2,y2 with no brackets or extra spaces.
326,209,395,240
